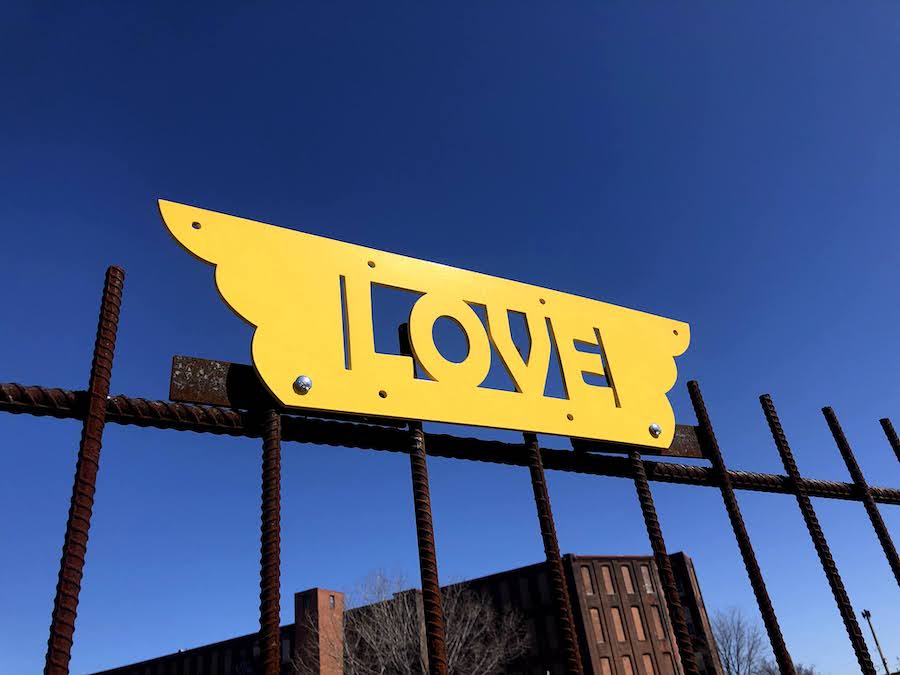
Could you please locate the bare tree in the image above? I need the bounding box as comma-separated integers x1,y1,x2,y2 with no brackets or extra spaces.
756,661,818,675
713,608,822,675
712,608,767,675
293,571,530,675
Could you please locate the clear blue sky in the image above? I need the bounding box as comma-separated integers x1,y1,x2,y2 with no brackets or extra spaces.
2,3,899,673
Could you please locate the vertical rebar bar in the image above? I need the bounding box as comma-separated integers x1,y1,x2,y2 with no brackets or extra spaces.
687,381,795,675
878,418,900,463
760,395,875,675
823,408,900,589
409,422,449,675
629,448,699,675
44,266,124,675
523,432,584,675
397,323,449,675
259,409,282,675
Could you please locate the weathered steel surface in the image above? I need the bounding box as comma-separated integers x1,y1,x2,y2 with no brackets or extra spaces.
760,395,875,675
571,422,704,458
628,448,699,675
3,382,900,505
173,356,696,456
524,432,584,675
823,408,900,589
171,355,276,409
259,410,282,675
45,266,124,675
879,418,900,463
408,423,448,675
688,382,795,675
170,356,405,427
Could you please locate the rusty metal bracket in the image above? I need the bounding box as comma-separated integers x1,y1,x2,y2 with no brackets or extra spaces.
170,355,405,427
571,423,704,459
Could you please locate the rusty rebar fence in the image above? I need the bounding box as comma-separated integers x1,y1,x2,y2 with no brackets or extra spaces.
3,266,899,675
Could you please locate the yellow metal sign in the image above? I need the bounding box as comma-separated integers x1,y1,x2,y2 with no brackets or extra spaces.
160,200,690,448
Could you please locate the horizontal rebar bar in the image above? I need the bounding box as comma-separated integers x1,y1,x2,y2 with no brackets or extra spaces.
2,382,899,506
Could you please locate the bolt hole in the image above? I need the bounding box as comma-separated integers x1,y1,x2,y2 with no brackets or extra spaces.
368,260,376,268
192,222,202,230
566,413,574,421
378,390,387,398
539,298,546,305
673,329,679,335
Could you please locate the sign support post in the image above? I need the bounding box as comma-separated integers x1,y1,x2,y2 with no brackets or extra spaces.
399,325,449,675
259,409,282,675
524,432,584,675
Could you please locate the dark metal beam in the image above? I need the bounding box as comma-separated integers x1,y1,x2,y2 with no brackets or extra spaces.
170,356,702,458
3,382,900,505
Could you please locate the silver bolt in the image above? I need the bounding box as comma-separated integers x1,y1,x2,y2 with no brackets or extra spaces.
649,423,662,438
293,375,313,395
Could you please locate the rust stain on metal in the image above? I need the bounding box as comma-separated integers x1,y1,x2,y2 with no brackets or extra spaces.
628,447,700,675
760,395,875,674
2,261,900,675
45,266,124,675
689,381,795,675
408,423,449,675
399,323,448,675
3,381,900,505
823,408,900,590
524,432,584,675
259,410,282,675
879,418,900,463
170,355,405,427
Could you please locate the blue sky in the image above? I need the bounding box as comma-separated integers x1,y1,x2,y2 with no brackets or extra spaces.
2,3,899,673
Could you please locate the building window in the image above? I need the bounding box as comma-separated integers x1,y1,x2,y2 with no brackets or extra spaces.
651,605,666,640
631,606,646,641
600,566,614,595
599,657,612,675
640,565,654,594
589,608,605,643
580,566,595,595
622,655,634,675
642,654,656,675
329,594,336,609
610,607,626,642
621,565,635,594
282,637,292,663
665,653,677,675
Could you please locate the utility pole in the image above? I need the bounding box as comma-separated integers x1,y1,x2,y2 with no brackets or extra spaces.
861,609,891,675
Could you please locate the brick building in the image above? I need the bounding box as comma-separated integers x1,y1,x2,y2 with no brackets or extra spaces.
93,552,721,675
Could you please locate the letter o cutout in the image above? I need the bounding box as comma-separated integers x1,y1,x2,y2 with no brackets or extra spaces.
409,294,491,387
